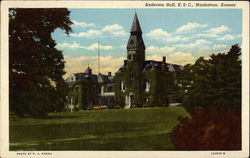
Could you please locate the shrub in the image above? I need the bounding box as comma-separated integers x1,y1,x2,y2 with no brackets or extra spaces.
171,106,241,150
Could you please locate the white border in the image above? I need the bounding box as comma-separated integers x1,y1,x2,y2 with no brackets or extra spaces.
1,1,249,158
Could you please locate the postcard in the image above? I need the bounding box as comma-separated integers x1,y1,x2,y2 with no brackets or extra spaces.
0,1,249,158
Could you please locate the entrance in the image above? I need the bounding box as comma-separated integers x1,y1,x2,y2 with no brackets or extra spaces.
124,92,134,109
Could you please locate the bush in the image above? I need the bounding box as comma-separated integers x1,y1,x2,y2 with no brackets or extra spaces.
171,106,241,150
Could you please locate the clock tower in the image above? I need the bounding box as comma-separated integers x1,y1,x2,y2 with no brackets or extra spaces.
126,13,146,67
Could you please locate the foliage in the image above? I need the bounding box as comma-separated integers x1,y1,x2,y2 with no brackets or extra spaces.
181,44,241,111
171,106,241,150
68,80,101,109
114,60,177,107
9,9,72,117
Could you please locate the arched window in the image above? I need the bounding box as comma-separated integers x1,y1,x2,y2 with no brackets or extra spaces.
128,54,131,60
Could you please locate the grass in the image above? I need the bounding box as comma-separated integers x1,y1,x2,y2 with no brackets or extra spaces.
9,107,189,150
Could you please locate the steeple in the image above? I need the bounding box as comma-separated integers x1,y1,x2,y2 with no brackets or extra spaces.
130,13,142,33
127,12,145,62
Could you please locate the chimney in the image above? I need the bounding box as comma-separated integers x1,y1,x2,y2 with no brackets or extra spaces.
108,72,112,76
124,60,128,67
162,56,166,64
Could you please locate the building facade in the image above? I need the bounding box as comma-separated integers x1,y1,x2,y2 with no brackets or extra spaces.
65,13,183,110
114,13,183,108
65,67,115,111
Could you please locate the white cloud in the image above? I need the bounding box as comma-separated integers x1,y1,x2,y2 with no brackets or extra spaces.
167,52,196,65
70,24,127,38
146,28,190,42
216,34,241,41
176,39,211,49
146,51,196,65
57,42,113,50
57,42,82,49
176,22,207,34
205,25,231,34
70,29,102,38
64,55,125,78
72,20,96,28
86,43,113,51
211,44,228,50
147,45,176,55
102,24,127,36
195,33,218,38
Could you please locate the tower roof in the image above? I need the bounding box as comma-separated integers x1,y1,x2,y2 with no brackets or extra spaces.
130,13,142,33
127,13,145,51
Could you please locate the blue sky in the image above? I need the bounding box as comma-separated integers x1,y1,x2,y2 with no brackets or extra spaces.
52,9,242,77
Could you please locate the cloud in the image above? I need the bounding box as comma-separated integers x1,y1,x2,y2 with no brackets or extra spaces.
57,42,83,49
176,22,207,34
64,55,125,78
72,20,96,28
195,33,218,38
70,24,127,38
216,34,241,41
176,39,211,49
102,24,127,36
70,29,102,38
86,43,113,50
57,42,113,50
147,45,176,55
146,51,196,66
211,44,228,50
146,28,190,42
205,25,231,34
167,52,196,65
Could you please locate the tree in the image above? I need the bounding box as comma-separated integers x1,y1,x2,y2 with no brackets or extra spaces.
9,9,72,117
171,106,241,150
181,44,241,111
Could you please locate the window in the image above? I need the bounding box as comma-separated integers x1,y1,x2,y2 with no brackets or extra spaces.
128,54,131,60
145,81,150,92
120,81,125,91
131,75,135,88
132,54,135,60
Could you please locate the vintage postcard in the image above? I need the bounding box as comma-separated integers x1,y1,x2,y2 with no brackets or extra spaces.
0,1,249,158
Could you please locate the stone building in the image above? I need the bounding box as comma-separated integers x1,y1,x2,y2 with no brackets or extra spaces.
114,13,183,108
65,66,114,111
65,13,183,110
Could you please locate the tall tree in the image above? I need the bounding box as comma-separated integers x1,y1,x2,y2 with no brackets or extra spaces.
181,44,241,111
9,9,72,117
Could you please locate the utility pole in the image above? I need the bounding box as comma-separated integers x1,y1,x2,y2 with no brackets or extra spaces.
98,42,100,75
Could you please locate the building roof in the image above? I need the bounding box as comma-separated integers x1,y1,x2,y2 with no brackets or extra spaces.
130,13,142,33
65,72,113,83
116,60,183,74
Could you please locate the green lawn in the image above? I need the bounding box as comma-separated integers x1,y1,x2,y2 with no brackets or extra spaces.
10,107,188,150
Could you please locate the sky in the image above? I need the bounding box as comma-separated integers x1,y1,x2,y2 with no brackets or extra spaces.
52,9,242,78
